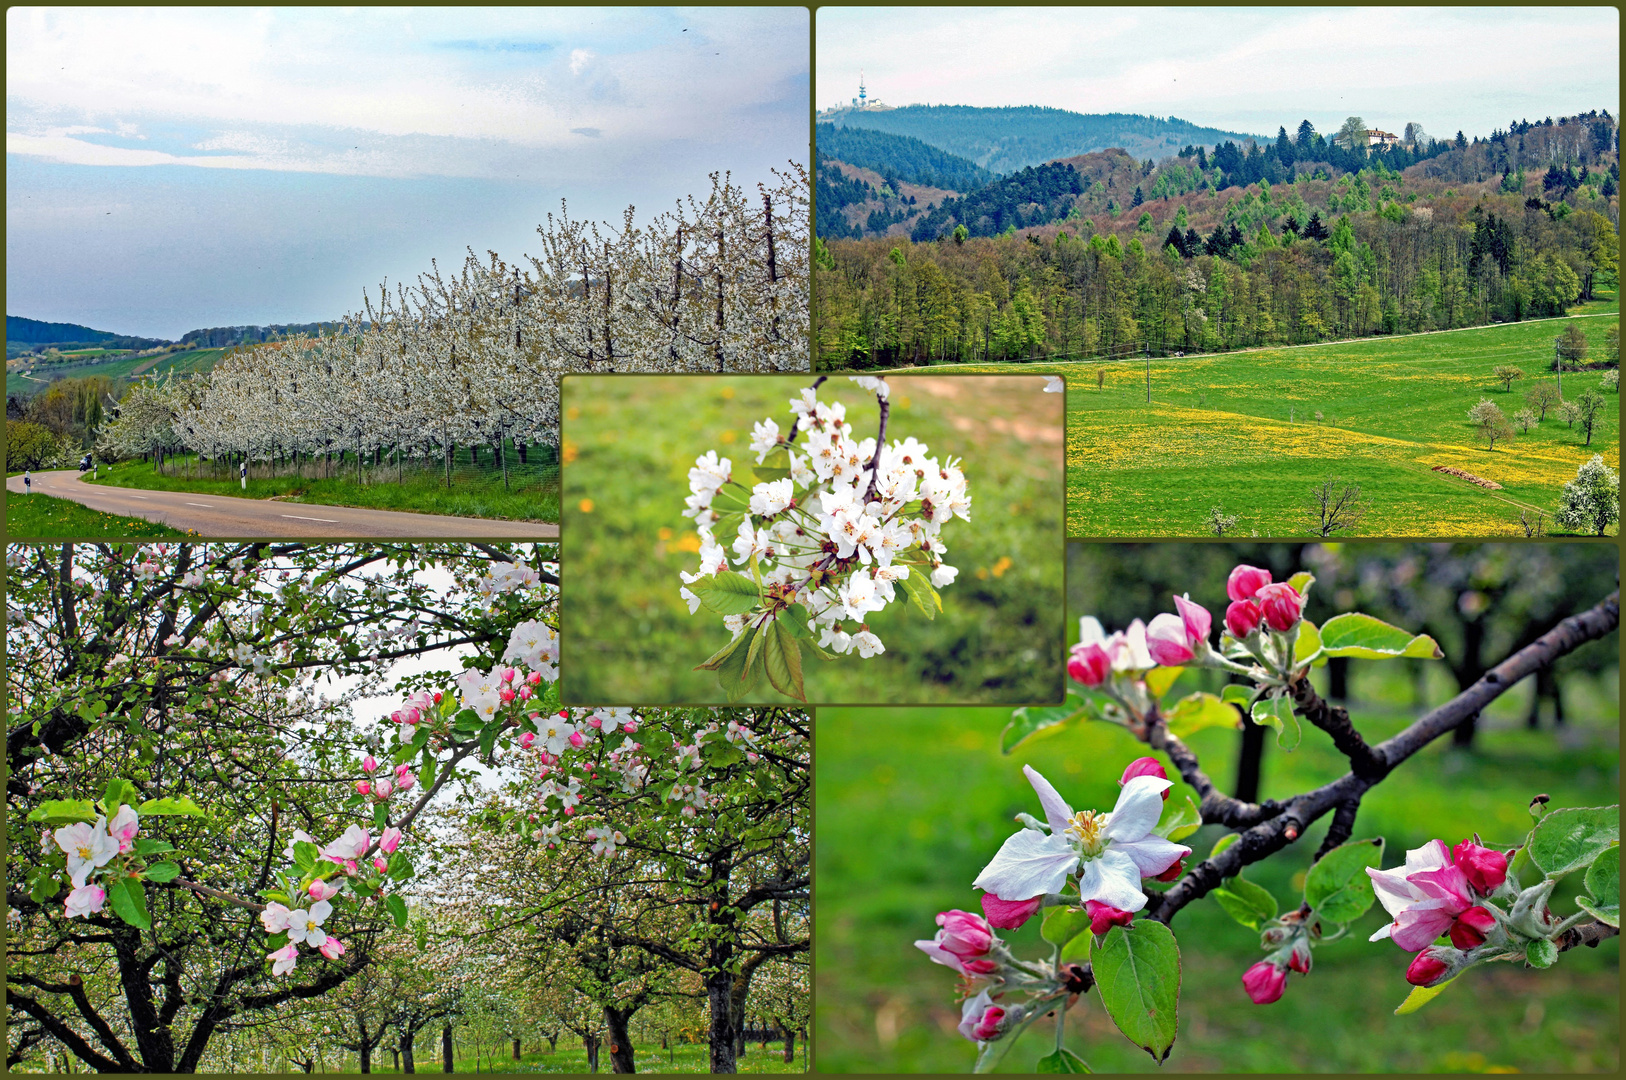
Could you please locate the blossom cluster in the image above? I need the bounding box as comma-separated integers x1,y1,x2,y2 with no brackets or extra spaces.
51,805,142,919
918,758,1190,1047
260,823,406,976
680,377,968,661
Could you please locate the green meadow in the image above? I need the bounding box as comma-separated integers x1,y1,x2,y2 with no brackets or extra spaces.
558,374,1065,705
911,306,1619,537
815,682,1619,1073
4,490,189,538
6,346,233,397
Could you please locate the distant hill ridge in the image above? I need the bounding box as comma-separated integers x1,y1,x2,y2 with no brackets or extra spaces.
8,315,345,351
816,122,994,191
822,104,1264,174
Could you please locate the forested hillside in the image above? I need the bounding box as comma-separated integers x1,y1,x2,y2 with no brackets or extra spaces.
824,105,1260,173
6,315,168,351
815,123,993,196
178,322,341,347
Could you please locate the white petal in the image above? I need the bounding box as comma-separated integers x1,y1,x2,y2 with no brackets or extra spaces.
915,939,965,974
1077,849,1148,912
972,828,1078,901
1022,765,1074,835
309,900,332,924
1112,834,1190,877
1104,776,1171,842
1404,839,1451,875
1367,866,1425,919
958,989,994,1041
1368,922,1396,942
1078,616,1106,647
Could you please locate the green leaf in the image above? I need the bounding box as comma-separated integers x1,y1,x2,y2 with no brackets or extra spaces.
1145,666,1183,699
143,861,181,883
1528,805,1619,877
1036,1048,1092,1073
1578,847,1619,928
292,841,319,873
1317,613,1443,660
1211,877,1278,930
26,799,99,826
695,628,748,671
1041,905,1092,946
387,854,415,881
107,876,151,930
1154,796,1202,843
1395,976,1455,1015
134,838,174,855
780,603,813,639
265,930,290,950
385,893,409,928
1304,838,1384,923
1090,920,1181,1063
748,466,793,484
712,625,755,689
762,621,807,703
1164,692,1242,738
1001,690,1096,754
898,570,941,620
719,627,763,703
689,571,761,617
1251,695,1302,751
1525,936,1558,968
102,777,139,812
1287,571,1315,598
1294,619,1325,668
135,796,205,817
745,616,769,675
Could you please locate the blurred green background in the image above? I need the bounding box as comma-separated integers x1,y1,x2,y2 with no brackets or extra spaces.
816,543,1619,1073
559,375,1065,704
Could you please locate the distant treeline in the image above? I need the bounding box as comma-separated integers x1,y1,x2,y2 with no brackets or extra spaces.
815,183,1618,368
7,315,167,350
815,122,994,193
179,322,342,347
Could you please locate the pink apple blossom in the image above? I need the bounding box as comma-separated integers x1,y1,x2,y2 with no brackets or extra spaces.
107,804,140,853
319,937,347,960
1368,839,1489,952
269,943,299,976
1225,599,1264,638
1255,583,1305,632
1405,948,1452,987
1085,899,1135,935
956,991,1008,1042
1242,959,1287,1003
1451,839,1510,896
980,894,1042,929
1145,612,1197,666
1119,757,1168,794
380,827,403,855
361,755,379,774
64,883,106,919
1067,642,1111,686
374,857,389,872
1227,565,1272,602
308,880,340,902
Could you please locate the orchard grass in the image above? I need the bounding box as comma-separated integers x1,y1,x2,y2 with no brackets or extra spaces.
815,660,1619,1073
5,491,189,538
5,346,232,398
560,375,1065,705
85,450,560,524
904,300,1618,536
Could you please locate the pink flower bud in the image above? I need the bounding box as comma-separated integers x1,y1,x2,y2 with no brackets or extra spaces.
361,755,379,774
500,687,516,703
380,827,403,854
622,721,637,733
520,732,536,748
501,667,515,683
958,1002,1007,1043
518,686,533,700
746,751,759,762
373,778,393,799
1155,857,1185,882
1287,940,1313,974
394,763,411,781
1067,642,1111,687
433,692,442,704
1085,899,1135,935
527,671,542,686
1242,960,1288,1004
1449,905,1496,949
1173,593,1212,649
935,910,996,958
319,937,347,960
1227,564,1273,602
373,857,389,872
568,731,586,748
355,780,371,795
1255,583,1305,633
587,716,603,728
979,894,1042,929
1145,612,1196,666
1119,756,1168,793
1452,839,1510,896
308,880,340,901
1225,599,1264,638
1405,949,1452,987
407,708,421,724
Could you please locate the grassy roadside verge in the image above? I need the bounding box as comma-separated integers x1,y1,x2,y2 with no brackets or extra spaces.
85,458,560,524
5,492,190,538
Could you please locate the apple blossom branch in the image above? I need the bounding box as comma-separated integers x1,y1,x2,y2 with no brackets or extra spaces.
1142,590,1620,926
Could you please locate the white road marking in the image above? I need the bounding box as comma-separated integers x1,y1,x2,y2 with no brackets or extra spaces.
281,514,340,523
128,495,149,500
184,502,214,508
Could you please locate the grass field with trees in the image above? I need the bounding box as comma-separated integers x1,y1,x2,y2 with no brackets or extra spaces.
3,490,189,538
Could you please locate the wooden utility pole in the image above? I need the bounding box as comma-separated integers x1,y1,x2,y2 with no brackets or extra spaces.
1145,342,1152,404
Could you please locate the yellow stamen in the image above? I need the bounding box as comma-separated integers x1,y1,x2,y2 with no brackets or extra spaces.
1065,810,1107,856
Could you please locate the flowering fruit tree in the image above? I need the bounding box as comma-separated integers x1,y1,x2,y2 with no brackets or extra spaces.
917,562,1619,1071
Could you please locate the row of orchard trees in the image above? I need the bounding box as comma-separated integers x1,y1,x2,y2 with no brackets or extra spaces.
816,183,1616,368
5,543,807,1073
97,166,808,478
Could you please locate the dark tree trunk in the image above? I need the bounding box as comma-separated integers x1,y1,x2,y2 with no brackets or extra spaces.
401,1032,416,1074
584,1034,600,1073
1327,655,1350,701
1233,712,1265,804
604,1007,637,1073
782,1026,795,1063
1451,618,1488,747
442,1024,454,1073
513,1038,522,1062
1526,665,1565,728
707,970,738,1073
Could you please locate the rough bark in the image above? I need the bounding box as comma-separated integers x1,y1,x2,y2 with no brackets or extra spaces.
604,1006,637,1073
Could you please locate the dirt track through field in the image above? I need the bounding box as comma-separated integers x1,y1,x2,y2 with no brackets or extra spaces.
7,471,557,539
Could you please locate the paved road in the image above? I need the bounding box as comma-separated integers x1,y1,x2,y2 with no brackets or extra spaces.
7,471,558,538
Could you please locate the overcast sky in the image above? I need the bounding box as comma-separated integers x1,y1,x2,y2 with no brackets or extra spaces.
819,6,1618,140
6,7,808,339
